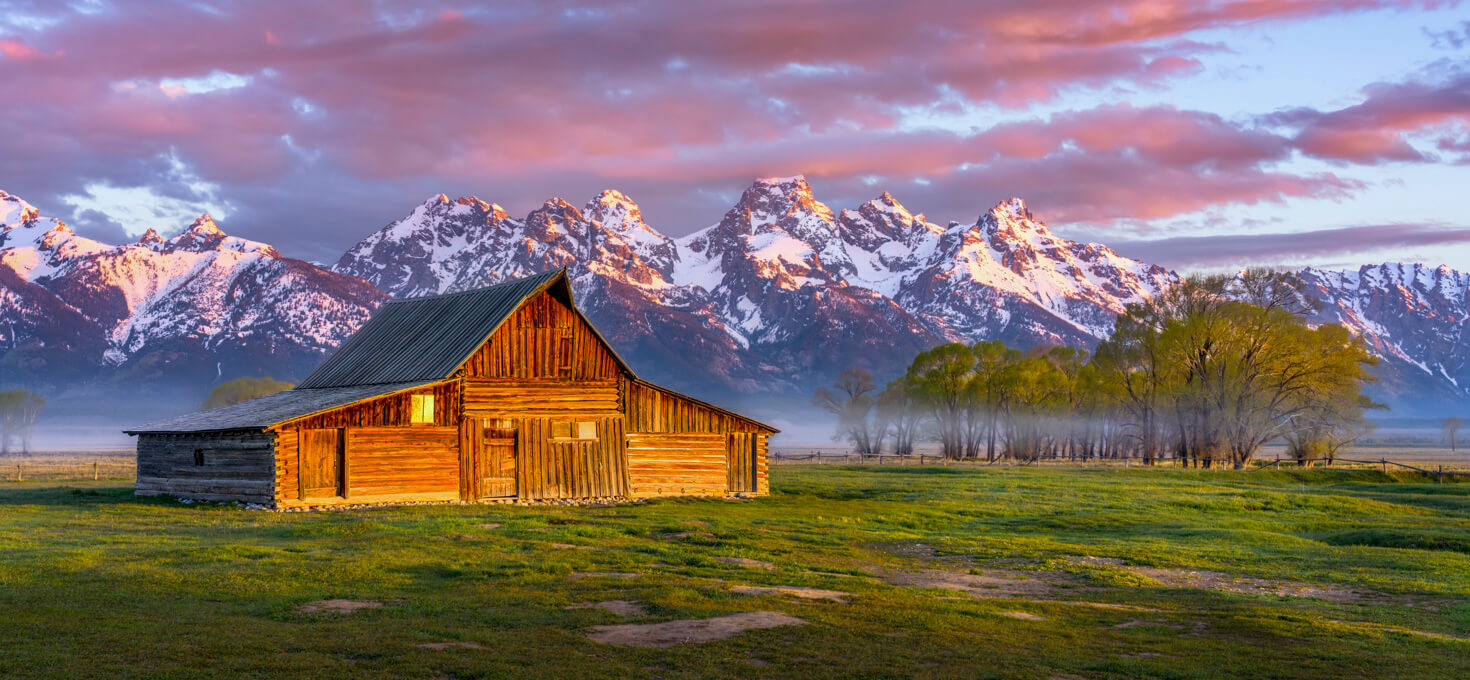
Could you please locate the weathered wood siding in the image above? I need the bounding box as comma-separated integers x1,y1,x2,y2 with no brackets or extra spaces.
755,434,769,494
626,432,728,497
516,416,627,499
274,428,299,504
282,383,458,430
344,427,459,501
136,431,275,503
623,379,768,434
463,292,620,380
726,433,756,493
463,379,619,417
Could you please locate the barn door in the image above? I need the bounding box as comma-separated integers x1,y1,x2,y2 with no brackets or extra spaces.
480,425,517,498
300,428,344,498
727,433,756,493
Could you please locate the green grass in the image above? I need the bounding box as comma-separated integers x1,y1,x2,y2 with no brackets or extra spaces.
1,466,1468,679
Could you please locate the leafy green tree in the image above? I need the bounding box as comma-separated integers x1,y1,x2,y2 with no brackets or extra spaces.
970,340,1019,460
203,377,294,410
904,344,978,459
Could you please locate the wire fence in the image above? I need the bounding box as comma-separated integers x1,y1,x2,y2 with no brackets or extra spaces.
771,449,1470,482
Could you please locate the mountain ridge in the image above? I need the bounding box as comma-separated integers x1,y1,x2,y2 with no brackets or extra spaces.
2,181,1466,416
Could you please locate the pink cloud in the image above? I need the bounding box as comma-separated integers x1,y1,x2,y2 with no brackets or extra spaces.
1268,69,1470,163
0,0,1458,251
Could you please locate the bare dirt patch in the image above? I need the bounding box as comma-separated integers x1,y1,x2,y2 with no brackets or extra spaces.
871,566,1083,599
417,642,484,650
567,600,648,616
587,611,806,648
655,531,716,541
298,599,382,615
731,585,852,603
475,523,501,530
1067,556,1365,603
999,611,1045,620
548,542,600,551
1330,620,1470,643
716,556,777,571
570,571,640,579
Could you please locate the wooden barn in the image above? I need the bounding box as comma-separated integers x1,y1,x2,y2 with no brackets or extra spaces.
125,269,776,508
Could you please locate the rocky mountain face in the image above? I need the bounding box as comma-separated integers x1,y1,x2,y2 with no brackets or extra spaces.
1298,264,1470,413
0,190,385,392
6,178,1468,416
335,177,1175,395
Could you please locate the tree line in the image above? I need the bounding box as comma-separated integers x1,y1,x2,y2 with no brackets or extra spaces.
815,270,1381,469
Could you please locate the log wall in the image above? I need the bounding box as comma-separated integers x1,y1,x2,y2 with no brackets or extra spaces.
136,431,275,503
283,383,458,430
626,432,728,497
463,293,621,380
463,379,619,417
623,379,768,434
755,434,769,494
344,427,459,501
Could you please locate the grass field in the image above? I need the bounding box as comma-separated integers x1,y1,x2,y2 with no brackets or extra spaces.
2,466,1468,679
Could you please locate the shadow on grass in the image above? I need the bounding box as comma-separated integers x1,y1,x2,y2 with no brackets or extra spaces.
0,483,183,508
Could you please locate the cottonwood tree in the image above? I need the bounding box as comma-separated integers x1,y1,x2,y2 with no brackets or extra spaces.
1443,417,1465,452
203,377,295,410
903,344,978,459
0,390,45,456
876,381,922,456
813,368,881,455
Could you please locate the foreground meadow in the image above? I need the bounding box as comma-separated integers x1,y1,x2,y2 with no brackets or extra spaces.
1,466,1467,679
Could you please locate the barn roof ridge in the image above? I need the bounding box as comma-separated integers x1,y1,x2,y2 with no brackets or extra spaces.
293,267,631,389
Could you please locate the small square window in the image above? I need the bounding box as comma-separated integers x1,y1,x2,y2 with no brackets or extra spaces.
410,394,435,424
550,421,597,440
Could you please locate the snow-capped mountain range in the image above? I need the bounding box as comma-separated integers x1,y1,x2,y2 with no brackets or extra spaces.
0,190,384,390
2,178,1466,413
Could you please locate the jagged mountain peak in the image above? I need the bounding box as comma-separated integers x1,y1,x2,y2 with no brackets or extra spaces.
136,228,164,247
1,190,41,226
186,214,222,234
0,195,384,389
980,197,1050,239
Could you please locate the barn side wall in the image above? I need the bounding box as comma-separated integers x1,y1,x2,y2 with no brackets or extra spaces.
273,384,458,507
136,431,276,504
622,378,772,496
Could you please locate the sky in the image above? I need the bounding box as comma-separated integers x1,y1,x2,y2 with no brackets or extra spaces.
1,0,1468,273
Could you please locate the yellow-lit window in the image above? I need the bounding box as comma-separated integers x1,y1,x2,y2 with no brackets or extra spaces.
550,420,597,440
410,394,435,424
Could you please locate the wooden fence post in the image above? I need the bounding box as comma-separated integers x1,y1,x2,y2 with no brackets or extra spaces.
93,462,99,480
15,464,21,482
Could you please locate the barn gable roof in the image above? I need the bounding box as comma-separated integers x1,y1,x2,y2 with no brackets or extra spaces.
124,380,442,434
124,268,779,436
296,268,629,389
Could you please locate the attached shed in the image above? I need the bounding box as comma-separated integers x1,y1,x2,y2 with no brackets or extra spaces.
126,269,776,508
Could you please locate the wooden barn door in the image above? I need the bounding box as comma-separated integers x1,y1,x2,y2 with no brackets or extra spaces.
299,428,344,498
727,433,756,493
480,424,518,498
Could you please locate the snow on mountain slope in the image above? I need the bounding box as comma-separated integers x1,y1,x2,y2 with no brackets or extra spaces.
0,192,385,389
11,179,1468,414
1299,263,1470,411
335,176,1175,394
